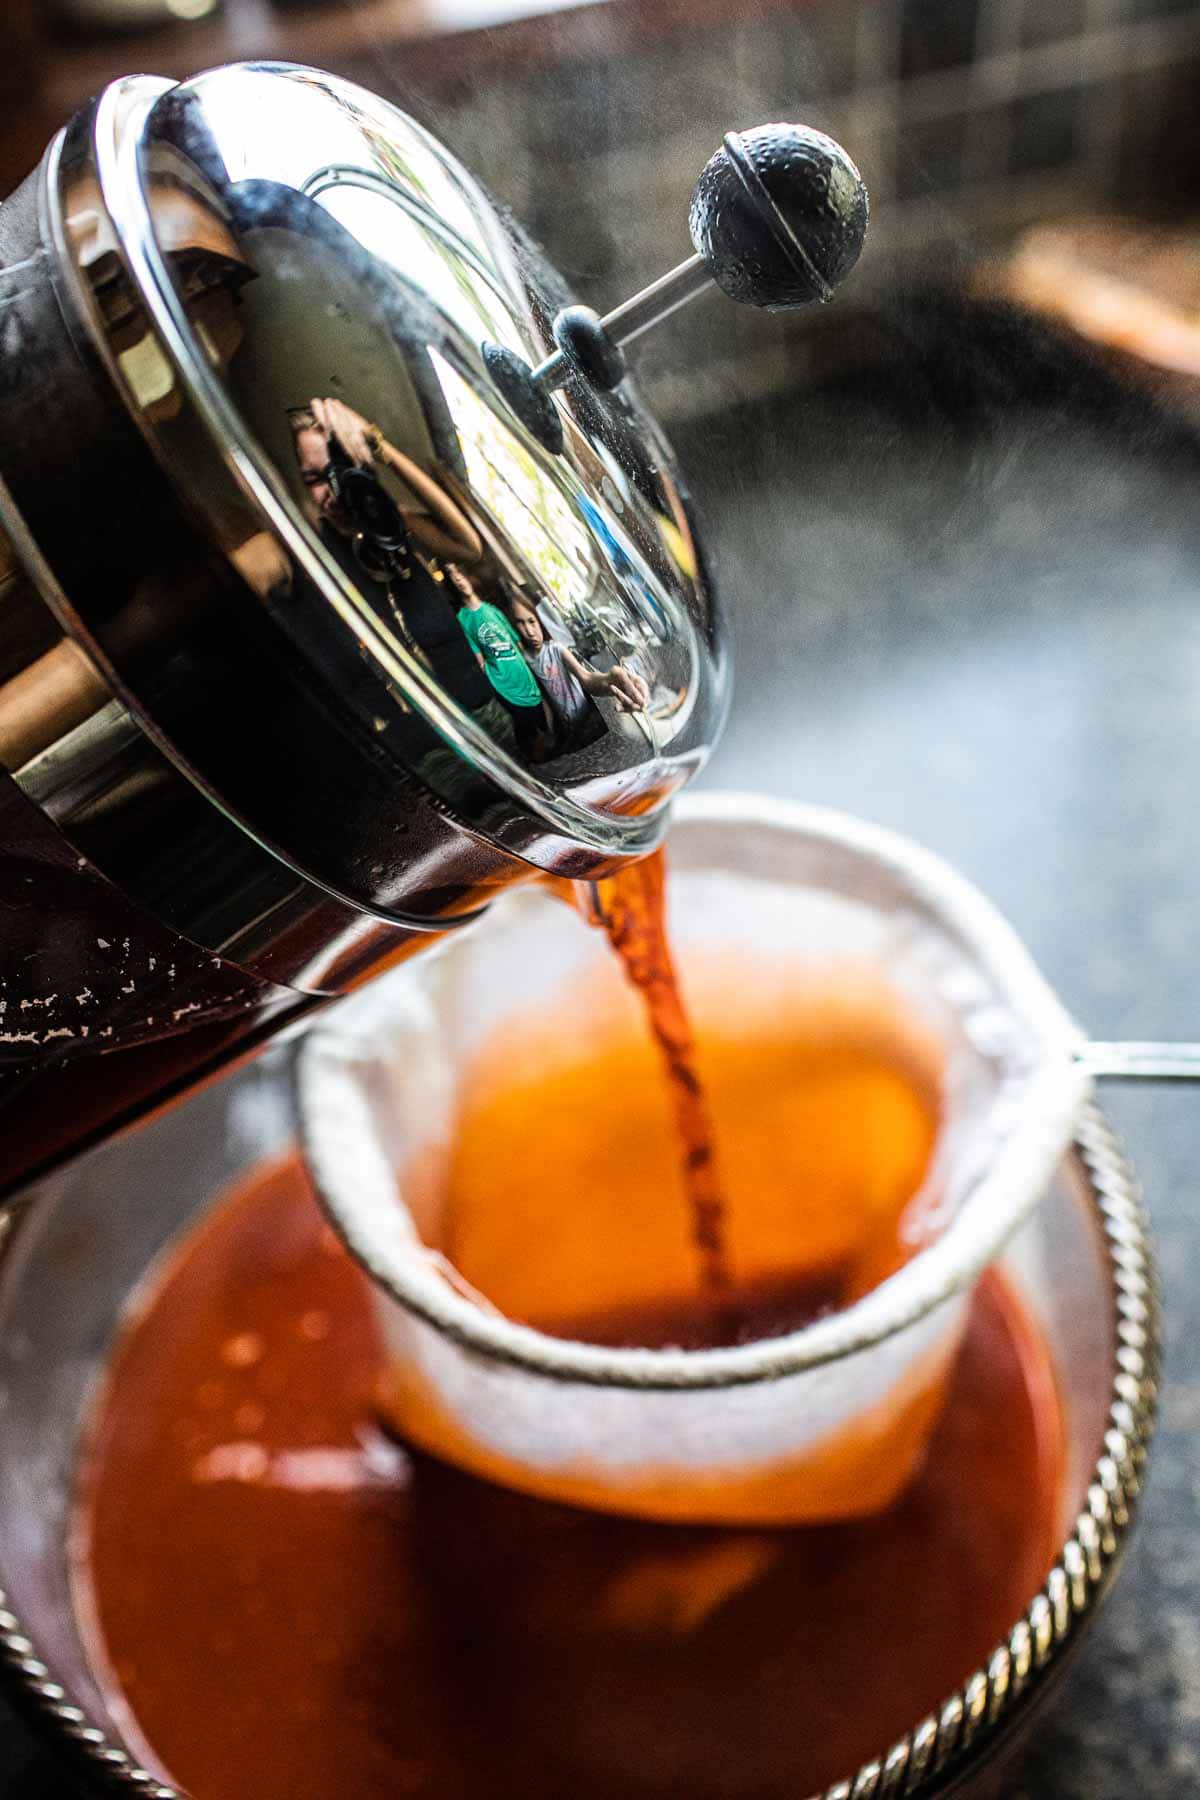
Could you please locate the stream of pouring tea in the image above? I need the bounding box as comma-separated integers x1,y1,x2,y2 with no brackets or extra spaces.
574,850,735,1325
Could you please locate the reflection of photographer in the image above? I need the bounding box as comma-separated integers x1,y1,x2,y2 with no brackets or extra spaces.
288,399,490,713
291,398,482,568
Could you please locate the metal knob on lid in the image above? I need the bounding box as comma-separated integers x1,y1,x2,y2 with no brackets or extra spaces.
488,122,868,419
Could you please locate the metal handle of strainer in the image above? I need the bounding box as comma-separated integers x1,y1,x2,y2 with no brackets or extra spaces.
1079,1042,1200,1082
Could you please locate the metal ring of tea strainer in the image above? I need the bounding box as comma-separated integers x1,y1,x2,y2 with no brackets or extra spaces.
293,794,1151,1538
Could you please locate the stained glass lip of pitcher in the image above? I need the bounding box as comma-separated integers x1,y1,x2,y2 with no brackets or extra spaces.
55,62,727,880
297,793,1090,1391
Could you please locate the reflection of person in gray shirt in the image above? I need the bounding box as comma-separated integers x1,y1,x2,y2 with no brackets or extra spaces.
507,595,650,753
531,638,591,736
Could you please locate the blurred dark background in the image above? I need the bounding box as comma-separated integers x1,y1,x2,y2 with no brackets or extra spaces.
6,0,1200,423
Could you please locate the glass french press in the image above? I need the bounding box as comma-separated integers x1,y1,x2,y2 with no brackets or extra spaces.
0,62,868,1198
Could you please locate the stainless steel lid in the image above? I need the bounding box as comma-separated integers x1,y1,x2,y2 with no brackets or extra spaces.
81,63,727,875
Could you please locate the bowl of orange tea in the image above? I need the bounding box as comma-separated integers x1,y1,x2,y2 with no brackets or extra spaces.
0,795,1158,1799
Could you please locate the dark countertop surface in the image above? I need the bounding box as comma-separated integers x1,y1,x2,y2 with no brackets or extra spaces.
2,296,1198,1793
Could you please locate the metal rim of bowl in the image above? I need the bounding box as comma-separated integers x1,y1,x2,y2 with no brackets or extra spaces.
0,1101,1160,1800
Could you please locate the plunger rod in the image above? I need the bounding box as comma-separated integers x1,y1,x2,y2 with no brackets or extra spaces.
532,252,711,391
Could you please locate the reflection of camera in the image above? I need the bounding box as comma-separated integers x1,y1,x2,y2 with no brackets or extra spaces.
325,432,408,558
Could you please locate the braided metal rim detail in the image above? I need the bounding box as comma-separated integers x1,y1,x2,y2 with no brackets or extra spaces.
0,1102,1158,1800
817,1103,1161,1800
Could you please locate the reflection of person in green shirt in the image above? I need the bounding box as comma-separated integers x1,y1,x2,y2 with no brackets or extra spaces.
448,565,548,760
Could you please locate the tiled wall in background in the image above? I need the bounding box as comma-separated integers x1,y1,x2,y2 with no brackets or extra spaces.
9,0,1198,423
435,0,1200,421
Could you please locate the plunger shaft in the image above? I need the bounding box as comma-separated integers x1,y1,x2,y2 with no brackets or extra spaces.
489,121,869,433
532,253,711,392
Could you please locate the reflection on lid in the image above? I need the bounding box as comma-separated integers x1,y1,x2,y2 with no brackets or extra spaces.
133,64,727,840
431,350,594,611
